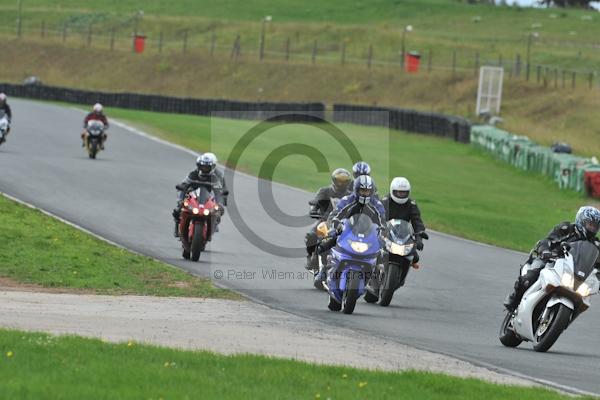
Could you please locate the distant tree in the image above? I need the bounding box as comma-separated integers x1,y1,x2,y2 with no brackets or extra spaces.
538,0,595,7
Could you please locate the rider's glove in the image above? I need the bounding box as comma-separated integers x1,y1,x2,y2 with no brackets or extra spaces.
540,249,552,261
415,237,424,251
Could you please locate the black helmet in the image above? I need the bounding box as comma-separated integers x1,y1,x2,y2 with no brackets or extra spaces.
196,153,216,175
330,168,352,193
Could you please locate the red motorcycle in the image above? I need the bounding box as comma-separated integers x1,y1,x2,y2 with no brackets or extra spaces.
178,182,221,261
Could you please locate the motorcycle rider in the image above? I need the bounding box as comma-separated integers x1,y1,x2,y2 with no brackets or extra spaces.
314,175,385,283
503,206,600,311
82,103,109,149
304,168,352,270
368,177,428,293
172,152,228,237
0,93,12,135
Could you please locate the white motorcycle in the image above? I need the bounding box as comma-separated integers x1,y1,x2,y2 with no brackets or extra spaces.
499,240,600,352
0,110,10,145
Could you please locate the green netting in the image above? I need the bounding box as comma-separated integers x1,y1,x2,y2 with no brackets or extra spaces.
470,125,600,193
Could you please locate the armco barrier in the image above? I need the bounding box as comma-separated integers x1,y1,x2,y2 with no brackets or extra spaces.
332,104,471,143
470,125,600,199
0,83,326,122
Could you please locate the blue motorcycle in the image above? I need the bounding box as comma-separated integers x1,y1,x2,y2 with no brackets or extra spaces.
325,213,381,314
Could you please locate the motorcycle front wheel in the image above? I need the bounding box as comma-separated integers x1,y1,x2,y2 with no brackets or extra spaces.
379,264,401,307
190,222,205,261
533,304,572,352
342,270,362,314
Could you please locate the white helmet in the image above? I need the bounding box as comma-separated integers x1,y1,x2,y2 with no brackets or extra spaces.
390,177,411,204
0,93,7,103
93,103,103,113
204,152,218,164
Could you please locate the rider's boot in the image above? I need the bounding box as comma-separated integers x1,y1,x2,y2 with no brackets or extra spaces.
172,207,181,238
304,245,317,271
81,132,86,147
503,278,526,311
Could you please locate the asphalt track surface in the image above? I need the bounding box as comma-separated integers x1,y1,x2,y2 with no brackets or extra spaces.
2,99,599,395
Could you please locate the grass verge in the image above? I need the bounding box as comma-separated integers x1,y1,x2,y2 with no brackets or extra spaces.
0,329,591,400
106,106,598,252
0,194,235,298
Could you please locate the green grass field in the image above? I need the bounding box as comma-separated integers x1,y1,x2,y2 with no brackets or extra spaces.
105,106,597,252
0,194,234,298
0,329,590,400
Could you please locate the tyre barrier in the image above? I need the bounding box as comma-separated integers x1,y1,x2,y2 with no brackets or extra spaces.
471,125,600,199
332,104,471,143
0,83,326,122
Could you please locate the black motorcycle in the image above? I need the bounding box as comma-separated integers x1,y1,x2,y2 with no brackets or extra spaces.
365,219,428,306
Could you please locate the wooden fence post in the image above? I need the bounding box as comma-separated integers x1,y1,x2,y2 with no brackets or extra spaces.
312,40,317,65
561,70,566,89
554,68,558,89
182,30,188,54
515,54,521,77
474,52,479,77
87,24,92,47
341,42,346,65
589,72,593,89
452,50,456,77
40,21,45,38
158,31,163,53
367,44,373,69
536,65,541,84
572,71,576,89
428,48,432,72
210,30,216,56
110,28,115,51
285,37,290,61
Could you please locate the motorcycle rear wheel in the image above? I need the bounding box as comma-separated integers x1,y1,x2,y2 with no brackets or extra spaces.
498,311,523,348
533,304,571,352
342,271,362,314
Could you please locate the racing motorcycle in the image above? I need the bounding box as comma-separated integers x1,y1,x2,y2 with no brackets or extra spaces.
84,120,105,159
499,240,600,352
177,181,221,261
322,213,381,315
0,110,9,146
364,219,428,306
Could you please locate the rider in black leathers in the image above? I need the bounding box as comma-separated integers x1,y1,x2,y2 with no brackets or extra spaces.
172,153,228,237
504,206,600,311
304,168,352,269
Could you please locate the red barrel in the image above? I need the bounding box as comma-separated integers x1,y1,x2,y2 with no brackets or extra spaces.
405,52,421,73
584,170,600,199
134,35,146,53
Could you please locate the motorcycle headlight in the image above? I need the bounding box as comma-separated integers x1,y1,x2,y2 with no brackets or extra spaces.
183,200,189,207
576,282,590,297
203,209,210,216
389,242,413,256
349,241,369,253
192,207,200,215
561,273,574,289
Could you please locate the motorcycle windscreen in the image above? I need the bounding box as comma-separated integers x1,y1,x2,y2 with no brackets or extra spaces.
195,186,213,204
570,240,600,283
347,213,376,236
87,120,104,135
386,219,413,245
